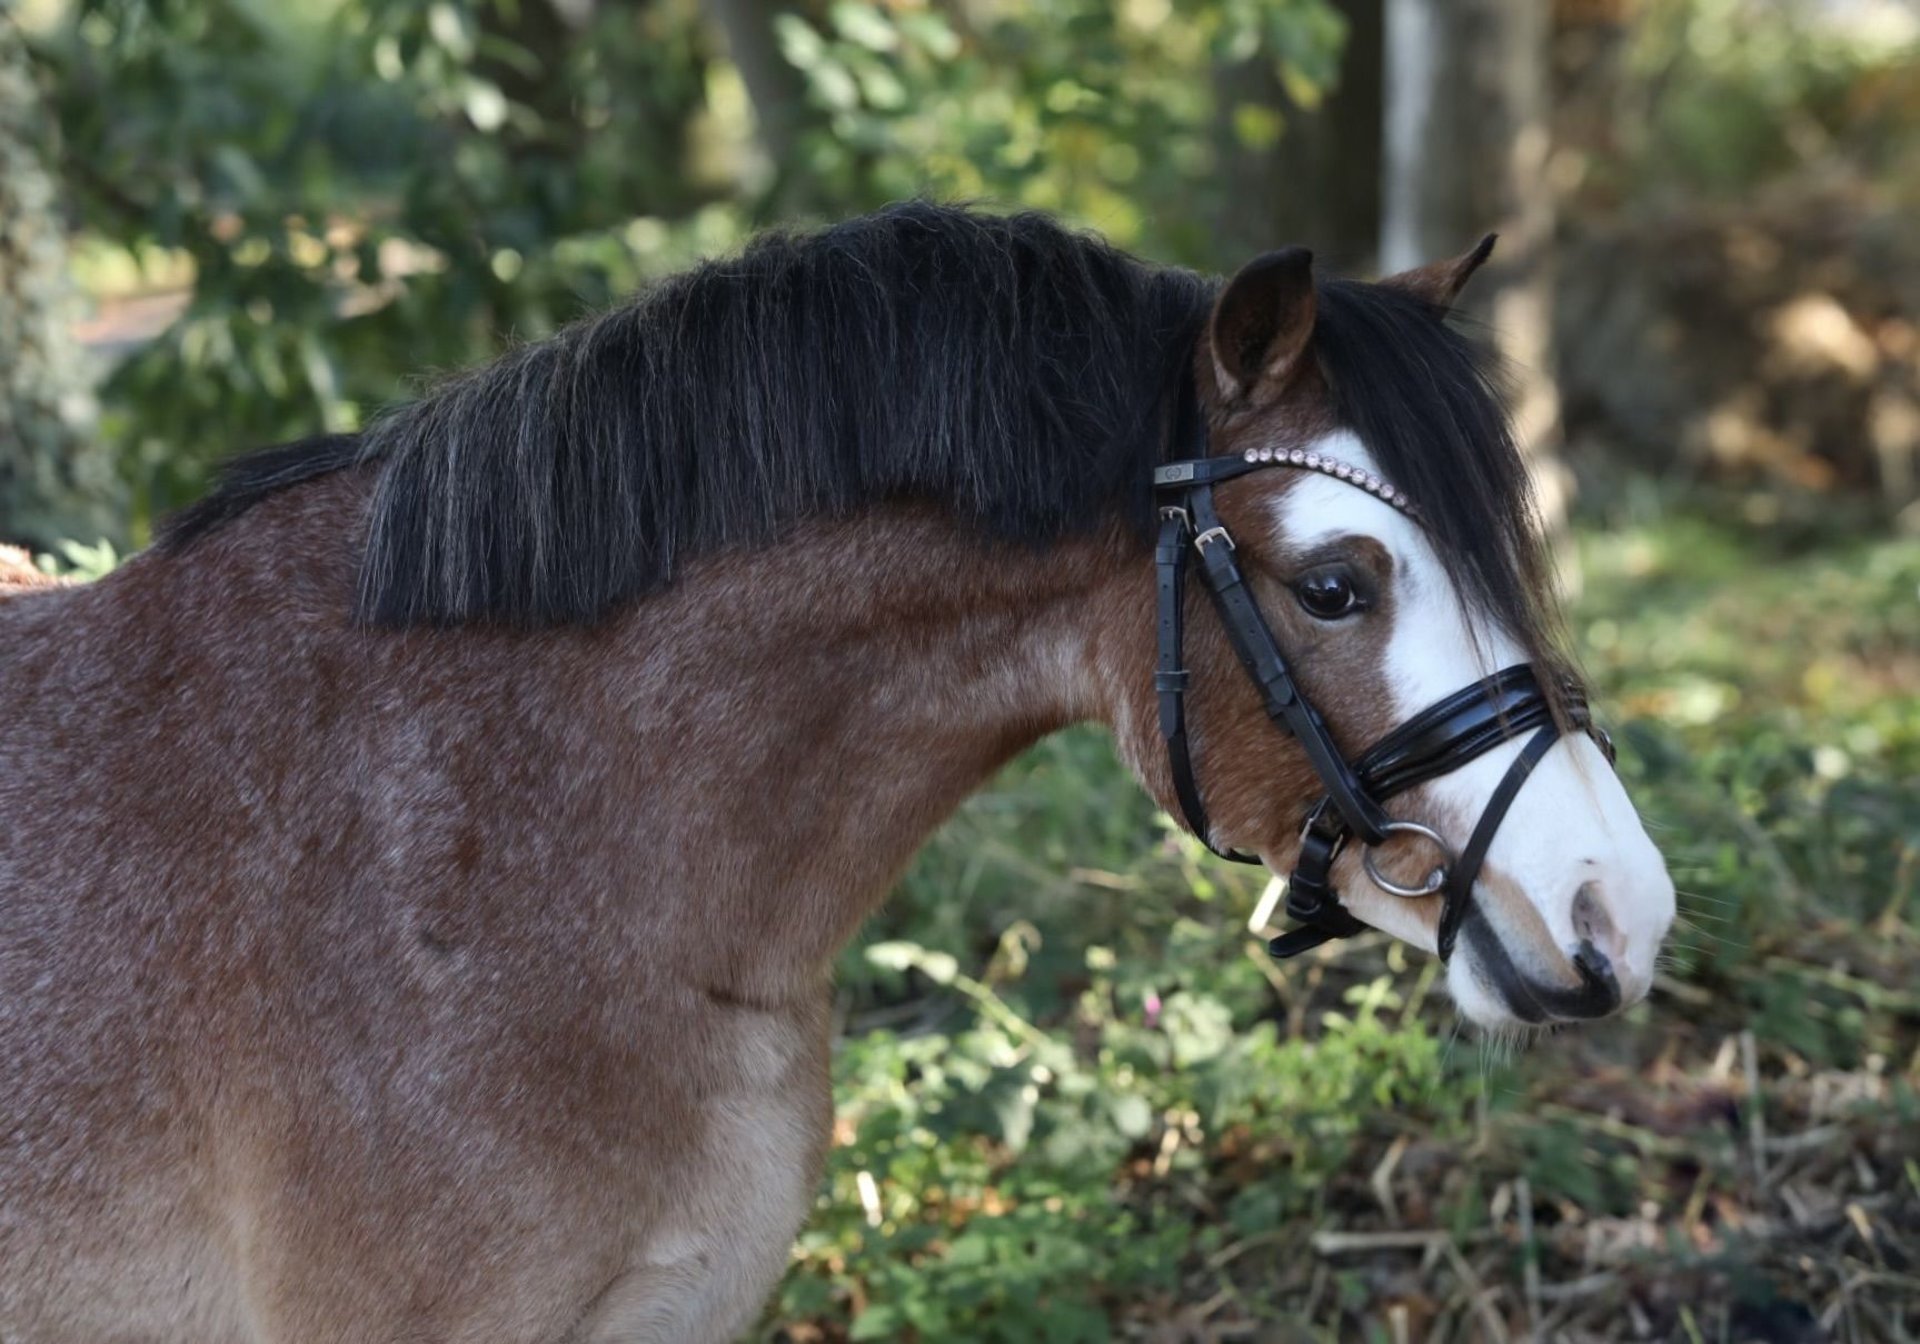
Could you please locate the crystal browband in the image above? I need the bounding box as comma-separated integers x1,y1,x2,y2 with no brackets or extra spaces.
1237,446,1416,518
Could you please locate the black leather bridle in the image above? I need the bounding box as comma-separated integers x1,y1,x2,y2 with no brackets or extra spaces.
1153,439,1615,964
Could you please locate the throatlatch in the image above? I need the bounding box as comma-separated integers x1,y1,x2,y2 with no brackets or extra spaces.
1150,438,1614,963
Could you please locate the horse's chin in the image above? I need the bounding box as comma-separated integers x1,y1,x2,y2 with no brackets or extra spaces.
1445,924,1633,1032
1445,955,1556,1035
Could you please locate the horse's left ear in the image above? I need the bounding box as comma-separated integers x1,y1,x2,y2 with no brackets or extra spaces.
1207,246,1317,406
1380,233,1498,311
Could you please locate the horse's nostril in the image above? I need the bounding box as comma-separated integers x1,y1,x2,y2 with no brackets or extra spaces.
1571,879,1625,963
1571,938,1615,991
1561,938,1624,1019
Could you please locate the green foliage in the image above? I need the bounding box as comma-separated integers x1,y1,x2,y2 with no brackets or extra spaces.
38,0,725,532
1571,495,1920,1064
33,535,119,580
0,16,121,549
1627,0,1920,198
35,0,1345,539
792,927,1451,1338
770,0,1344,255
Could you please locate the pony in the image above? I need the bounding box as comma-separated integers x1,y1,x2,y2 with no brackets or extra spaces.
0,203,1674,1342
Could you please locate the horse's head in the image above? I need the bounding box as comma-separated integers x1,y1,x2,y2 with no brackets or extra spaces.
1111,243,1674,1032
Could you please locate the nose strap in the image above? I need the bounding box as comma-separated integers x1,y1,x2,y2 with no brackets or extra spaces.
1274,667,1570,961
1434,724,1561,961
1353,665,1559,798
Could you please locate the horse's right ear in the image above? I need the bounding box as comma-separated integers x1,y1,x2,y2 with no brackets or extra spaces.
1207,247,1317,406
1380,233,1497,311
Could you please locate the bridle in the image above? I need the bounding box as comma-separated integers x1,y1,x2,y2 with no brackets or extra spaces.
1153,435,1616,964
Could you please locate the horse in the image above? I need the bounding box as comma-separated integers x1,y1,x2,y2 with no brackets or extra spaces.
0,203,1675,1343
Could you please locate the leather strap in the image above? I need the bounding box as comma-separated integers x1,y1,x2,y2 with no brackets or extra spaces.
1186,487,1392,846
1435,723,1560,961
1268,804,1369,957
1266,903,1368,959
1270,672,1562,960
1354,665,1559,798
1155,508,1255,863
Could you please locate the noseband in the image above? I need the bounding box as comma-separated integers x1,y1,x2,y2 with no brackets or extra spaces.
1152,444,1615,962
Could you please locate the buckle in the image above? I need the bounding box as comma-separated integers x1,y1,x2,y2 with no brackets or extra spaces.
1590,723,1617,766
1298,797,1343,844
1193,526,1234,552
1291,808,1347,894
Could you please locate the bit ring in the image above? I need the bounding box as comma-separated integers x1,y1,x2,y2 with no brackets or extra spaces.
1362,820,1454,899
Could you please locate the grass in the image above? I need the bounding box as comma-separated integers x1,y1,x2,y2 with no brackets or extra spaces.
771,485,1920,1343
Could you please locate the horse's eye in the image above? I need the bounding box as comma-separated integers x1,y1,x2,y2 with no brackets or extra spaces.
1295,568,1362,620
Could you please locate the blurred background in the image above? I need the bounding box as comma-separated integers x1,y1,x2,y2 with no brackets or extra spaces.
4,0,1916,1338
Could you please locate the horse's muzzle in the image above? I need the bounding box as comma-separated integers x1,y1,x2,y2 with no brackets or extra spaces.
1458,907,1626,1024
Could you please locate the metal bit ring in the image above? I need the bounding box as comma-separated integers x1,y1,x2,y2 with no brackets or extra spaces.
1362,820,1455,898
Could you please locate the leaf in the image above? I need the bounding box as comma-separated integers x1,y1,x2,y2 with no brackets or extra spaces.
848,1303,904,1340
1108,1092,1153,1139
864,940,923,973
427,3,475,62
807,57,860,112
463,80,509,133
995,1081,1038,1151
864,940,958,984
210,145,266,203
831,2,899,54
774,14,826,69
1161,992,1234,1067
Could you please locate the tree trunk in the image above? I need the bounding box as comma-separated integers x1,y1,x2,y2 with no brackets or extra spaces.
478,0,592,143
1550,0,1633,212
0,17,119,551
704,0,820,209
1216,0,1384,274
1381,0,1569,534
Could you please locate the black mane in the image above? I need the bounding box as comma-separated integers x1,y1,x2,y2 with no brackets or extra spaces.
168,204,1210,625
165,203,1553,661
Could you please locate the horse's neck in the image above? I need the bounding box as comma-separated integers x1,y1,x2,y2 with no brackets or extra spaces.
582,508,1138,997
123,475,1143,1009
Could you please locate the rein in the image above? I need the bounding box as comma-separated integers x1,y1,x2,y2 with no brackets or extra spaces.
1152,435,1616,964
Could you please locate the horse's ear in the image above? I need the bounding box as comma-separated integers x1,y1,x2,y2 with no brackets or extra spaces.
1380,233,1498,311
1207,247,1317,405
